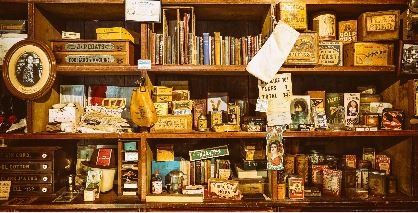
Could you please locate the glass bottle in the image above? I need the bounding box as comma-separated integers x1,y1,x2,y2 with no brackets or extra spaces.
151,170,163,194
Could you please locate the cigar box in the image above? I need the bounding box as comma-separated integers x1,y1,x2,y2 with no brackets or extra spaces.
285,32,319,65
343,42,394,66
278,0,307,30
150,115,193,133
51,40,134,65
0,147,68,195
358,10,400,41
154,102,169,116
96,27,134,43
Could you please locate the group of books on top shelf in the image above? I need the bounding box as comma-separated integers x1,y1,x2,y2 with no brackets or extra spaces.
278,147,397,200
147,142,268,202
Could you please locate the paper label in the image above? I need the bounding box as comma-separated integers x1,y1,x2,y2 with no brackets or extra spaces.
138,59,152,69
125,0,161,22
366,15,396,31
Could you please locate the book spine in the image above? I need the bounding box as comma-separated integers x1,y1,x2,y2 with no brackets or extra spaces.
195,36,199,65
247,36,251,63
190,161,195,185
159,34,164,65
203,33,210,65
214,32,221,65
150,33,156,64
172,35,177,65
199,37,204,65
225,36,230,65
167,35,172,64
184,14,189,64
179,21,185,65
230,37,235,65
188,33,193,65
210,36,215,65
155,34,161,65
235,38,240,65
195,160,201,185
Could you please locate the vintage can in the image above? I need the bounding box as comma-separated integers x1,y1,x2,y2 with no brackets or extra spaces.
388,176,397,194
401,42,418,74
361,169,369,190
311,164,328,186
285,32,319,65
338,20,357,43
313,12,337,41
344,93,361,127
357,10,400,41
198,114,208,132
362,147,376,169
322,168,342,197
343,42,394,66
369,171,386,196
343,169,357,189
342,155,357,169
296,154,309,183
210,111,223,128
355,169,362,188
288,176,304,199
308,150,325,165
358,160,372,170
376,154,391,175
284,154,295,174
362,113,380,127
277,183,286,200
381,109,404,130
278,0,307,30
325,155,338,170
318,41,343,66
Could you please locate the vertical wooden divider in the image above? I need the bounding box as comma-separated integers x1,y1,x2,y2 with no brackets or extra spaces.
140,135,147,201
270,170,278,201
117,139,123,195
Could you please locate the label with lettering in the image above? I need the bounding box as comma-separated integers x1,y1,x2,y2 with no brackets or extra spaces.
353,43,391,66
313,13,336,40
65,42,116,51
151,115,192,132
0,181,11,200
280,2,307,30
0,151,51,160
0,162,52,172
366,15,396,32
339,20,357,43
0,174,52,183
65,55,116,64
288,177,304,199
401,43,418,74
11,184,52,195
319,41,343,66
208,179,242,200
323,168,342,197
286,33,318,65
189,145,229,161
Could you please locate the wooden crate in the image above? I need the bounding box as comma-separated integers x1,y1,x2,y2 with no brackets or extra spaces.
343,42,394,66
357,10,400,41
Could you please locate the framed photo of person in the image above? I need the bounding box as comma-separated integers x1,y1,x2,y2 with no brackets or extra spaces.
2,40,56,100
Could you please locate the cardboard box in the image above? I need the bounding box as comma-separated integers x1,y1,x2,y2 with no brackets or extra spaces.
313,12,337,41
358,10,400,41
154,102,169,116
338,20,357,43
343,42,394,66
318,41,343,66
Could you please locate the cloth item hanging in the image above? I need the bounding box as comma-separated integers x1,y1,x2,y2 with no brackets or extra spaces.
246,21,300,83
130,83,157,127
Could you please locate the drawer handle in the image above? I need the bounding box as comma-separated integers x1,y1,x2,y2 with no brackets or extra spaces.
42,164,48,169
42,188,47,193
42,153,48,159
43,177,48,182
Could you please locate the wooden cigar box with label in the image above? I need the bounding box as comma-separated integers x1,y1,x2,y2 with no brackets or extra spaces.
285,32,319,65
150,115,193,133
0,147,68,195
343,42,394,66
51,40,134,65
358,10,400,41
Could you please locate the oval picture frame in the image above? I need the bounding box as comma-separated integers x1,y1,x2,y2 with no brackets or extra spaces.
2,40,56,100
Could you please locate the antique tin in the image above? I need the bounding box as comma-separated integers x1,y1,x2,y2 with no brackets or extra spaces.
156,144,174,162
193,99,207,130
311,164,328,186
343,42,394,66
325,155,338,170
288,176,304,199
400,41,418,74
338,20,357,43
381,109,404,130
369,171,386,196
277,183,286,200
241,116,266,132
376,154,391,175
241,142,265,161
308,150,325,165
172,90,190,101
285,32,319,65
363,147,376,169
284,154,295,174
295,154,309,183
150,115,193,133
241,160,267,170
343,169,357,189
172,100,193,115
197,114,208,132
325,93,345,131
362,113,380,127
210,111,223,128
227,104,240,125
358,160,371,170
308,90,326,112
313,12,337,41
278,0,307,30
153,86,173,96
388,176,397,194
361,169,369,190
154,102,169,116
358,10,400,41
344,93,360,127
322,168,342,197
237,178,266,194
342,155,357,169
318,41,343,66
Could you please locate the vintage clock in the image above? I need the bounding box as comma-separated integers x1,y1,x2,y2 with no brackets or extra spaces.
2,40,56,100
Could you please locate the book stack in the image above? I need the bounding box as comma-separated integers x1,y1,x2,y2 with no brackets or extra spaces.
121,141,139,196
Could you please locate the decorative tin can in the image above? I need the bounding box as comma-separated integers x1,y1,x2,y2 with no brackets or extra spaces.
227,103,240,125
313,12,336,41
376,154,390,175
357,10,400,41
401,42,418,74
369,171,386,196
362,113,380,127
381,109,404,130
278,0,307,30
318,41,343,66
308,150,325,165
363,147,375,169
198,114,208,132
285,32,319,65
338,20,357,43
343,169,357,189
388,176,397,194
361,169,369,190
241,116,266,132
342,155,357,169
355,169,362,188
344,93,360,127
288,176,304,199
210,111,223,128
325,155,338,170
277,183,286,200
311,164,328,186
323,168,342,197
284,154,295,174
296,154,309,183
358,160,371,170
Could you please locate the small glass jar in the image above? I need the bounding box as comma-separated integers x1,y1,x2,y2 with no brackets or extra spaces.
198,114,208,132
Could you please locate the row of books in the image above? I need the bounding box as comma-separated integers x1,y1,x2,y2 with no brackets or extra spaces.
149,32,264,65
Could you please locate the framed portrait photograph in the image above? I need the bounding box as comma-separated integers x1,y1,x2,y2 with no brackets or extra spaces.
2,40,56,100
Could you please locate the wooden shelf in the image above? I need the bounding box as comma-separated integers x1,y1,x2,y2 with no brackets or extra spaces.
1,130,416,140
31,0,406,4
56,65,396,76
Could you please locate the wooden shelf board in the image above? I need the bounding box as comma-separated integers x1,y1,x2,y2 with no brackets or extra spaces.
1,130,416,140
31,0,406,4
56,65,396,76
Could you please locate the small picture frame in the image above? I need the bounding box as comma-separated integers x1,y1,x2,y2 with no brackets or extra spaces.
399,40,418,74
2,40,56,100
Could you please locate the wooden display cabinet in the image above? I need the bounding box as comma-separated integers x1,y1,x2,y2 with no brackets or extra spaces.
0,0,417,211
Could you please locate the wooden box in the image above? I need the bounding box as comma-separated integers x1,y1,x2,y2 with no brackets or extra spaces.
96,27,134,43
318,41,343,66
156,144,174,162
358,10,400,41
51,40,134,65
150,115,193,133
0,147,68,195
343,42,394,66
153,86,173,96
338,20,357,43
172,100,193,115
278,1,307,30
285,32,318,65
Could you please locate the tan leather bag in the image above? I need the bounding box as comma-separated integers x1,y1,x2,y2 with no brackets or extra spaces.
130,83,157,127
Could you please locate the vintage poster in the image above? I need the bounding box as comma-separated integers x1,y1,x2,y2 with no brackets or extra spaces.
266,127,285,170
